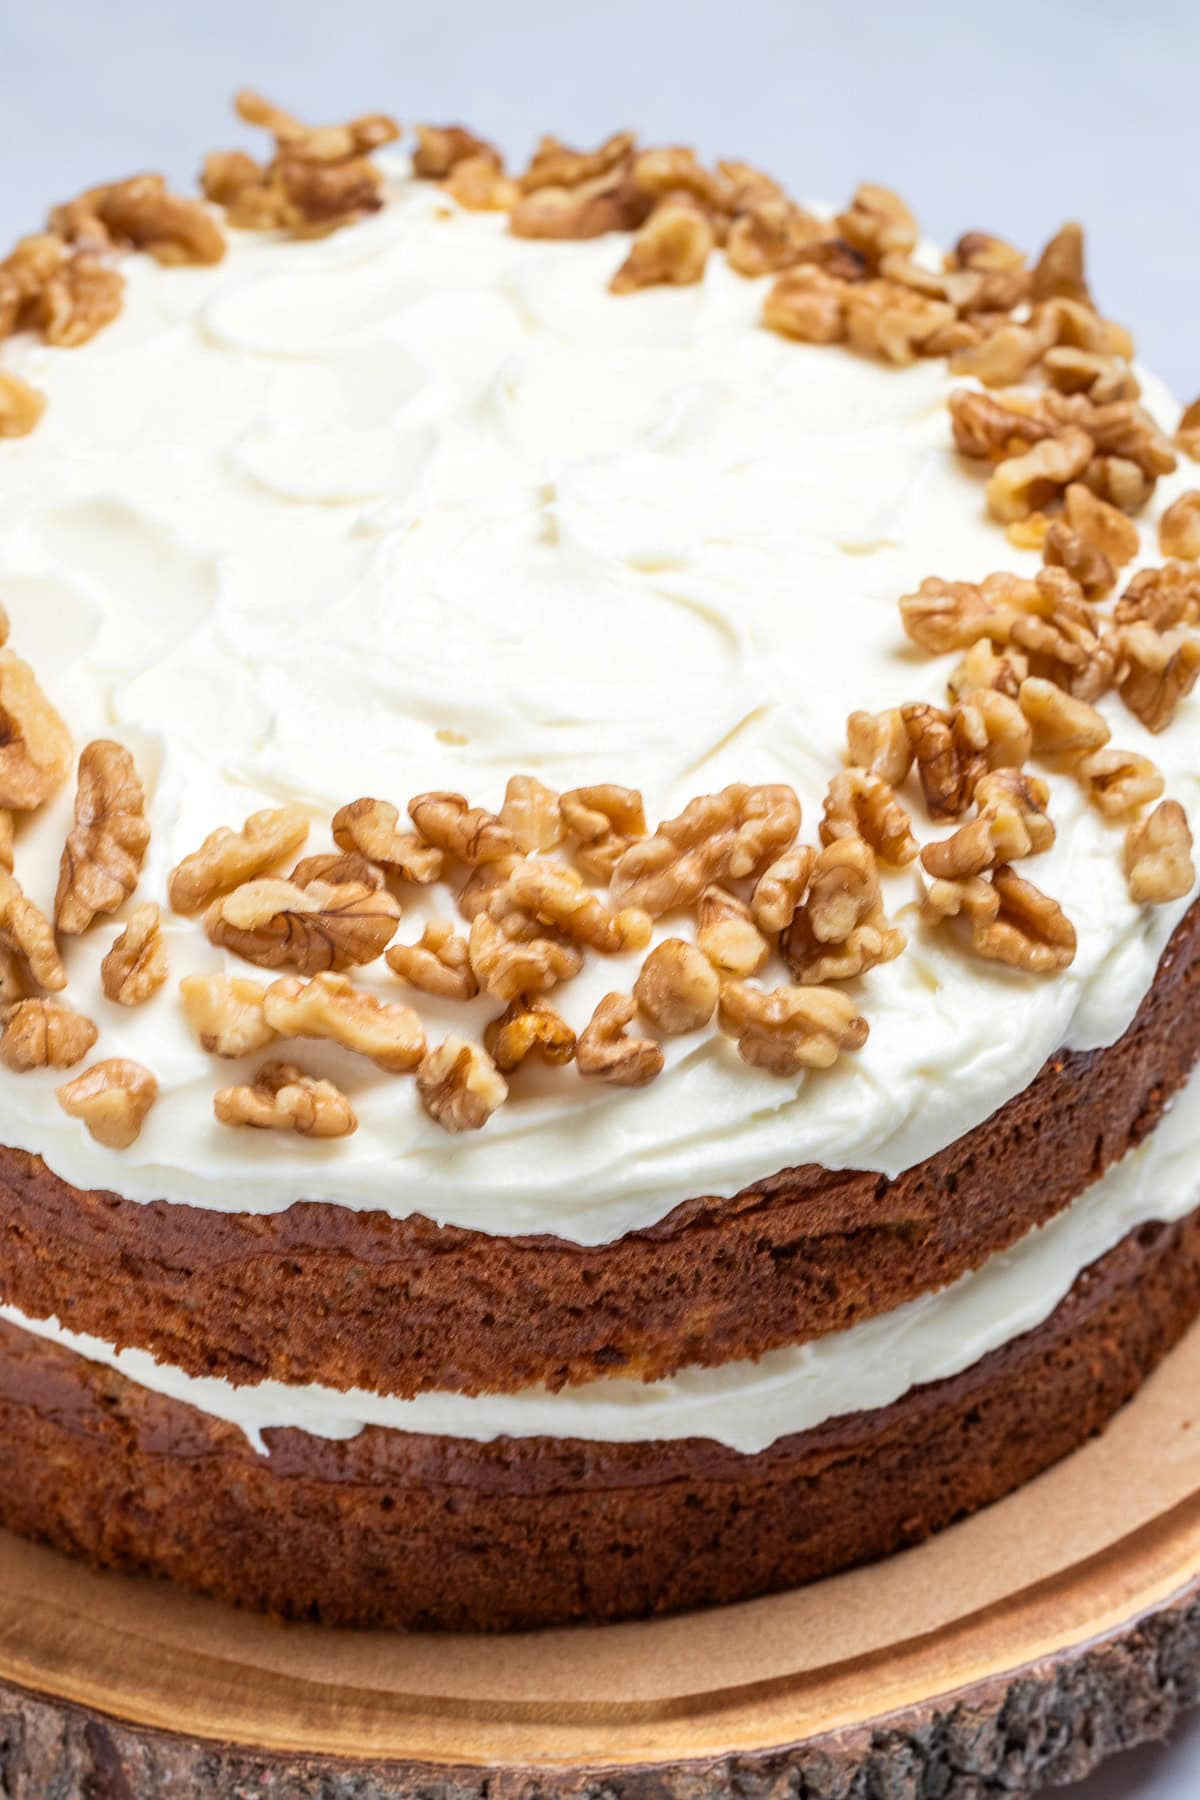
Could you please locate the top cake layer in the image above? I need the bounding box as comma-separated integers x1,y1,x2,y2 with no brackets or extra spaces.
0,111,1197,1244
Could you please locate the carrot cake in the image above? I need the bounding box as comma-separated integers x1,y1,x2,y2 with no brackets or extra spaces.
0,94,1197,1629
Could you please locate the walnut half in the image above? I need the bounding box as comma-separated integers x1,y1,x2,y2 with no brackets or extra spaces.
204,877,400,973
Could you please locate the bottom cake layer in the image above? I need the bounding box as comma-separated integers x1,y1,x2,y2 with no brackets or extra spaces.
0,1202,1197,1631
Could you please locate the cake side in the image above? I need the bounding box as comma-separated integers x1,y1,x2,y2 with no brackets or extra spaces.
1,1201,1195,1630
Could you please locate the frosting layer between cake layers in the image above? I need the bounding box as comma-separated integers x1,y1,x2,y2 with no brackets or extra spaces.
0,163,1198,1242
6,1054,1199,1454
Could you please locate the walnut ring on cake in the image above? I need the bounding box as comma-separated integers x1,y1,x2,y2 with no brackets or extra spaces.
0,91,1198,1630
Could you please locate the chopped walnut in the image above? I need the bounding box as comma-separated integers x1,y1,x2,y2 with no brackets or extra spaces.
799,837,878,942
845,708,913,786
633,938,719,1035
32,252,124,349
1042,520,1115,602
455,858,519,923
55,175,225,266
1018,677,1110,753
0,870,65,993
56,1059,157,1149
519,130,636,194
698,883,771,976
748,847,815,936
1179,398,1200,462
1080,455,1155,515
902,703,977,821
214,1060,357,1138
206,92,396,235
1043,347,1139,405
921,871,1001,928
1075,747,1164,819
442,155,519,212
0,650,73,811
490,860,651,954
510,159,644,240
902,696,1028,822
951,230,1028,275
920,769,1054,880
412,124,500,179
0,371,45,438
842,280,956,366
820,768,917,867
1005,569,1115,701
725,200,831,277
408,790,517,866
611,783,801,917
946,639,1028,703
1046,394,1176,481
55,740,149,935
1030,221,1091,305
576,992,664,1088
386,918,478,999
967,866,1077,971
0,999,97,1072
950,316,1057,388
101,902,167,1006
610,196,714,294
496,774,563,855
560,784,646,881
1160,492,1200,562
1112,624,1200,733
0,810,13,873
179,973,276,1058
987,427,1095,524
1115,563,1200,630
899,570,1044,655
948,388,1054,463
416,1035,507,1131
262,972,424,1073
1124,800,1195,905
168,806,310,915
332,796,443,884
762,266,848,344
835,182,917,267
483,996,575,1073
204,876,400,973
1061,481,1140,565
468,910,583,1001
717,979,868,1075
781,837,904,983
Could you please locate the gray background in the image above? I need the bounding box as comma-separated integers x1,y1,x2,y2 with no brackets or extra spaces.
2,2,1198,1792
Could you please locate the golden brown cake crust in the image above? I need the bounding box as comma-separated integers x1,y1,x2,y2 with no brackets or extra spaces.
0,1204,1196,1632
1,897,1198,1402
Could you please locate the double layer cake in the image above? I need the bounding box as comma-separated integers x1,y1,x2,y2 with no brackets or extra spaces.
0,96,1198,1630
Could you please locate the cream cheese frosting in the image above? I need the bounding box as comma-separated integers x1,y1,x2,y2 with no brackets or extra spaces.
6,1053,1199,1455
0,160,1197,1243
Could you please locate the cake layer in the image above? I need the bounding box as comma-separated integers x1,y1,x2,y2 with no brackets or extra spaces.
0,169,1197,1245
3,896,1198,1398
7,1042,1200,1452
0,1204,1196,1631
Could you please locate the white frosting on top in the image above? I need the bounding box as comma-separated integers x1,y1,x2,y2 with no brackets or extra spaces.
0,163,1197,1244
7,1056,1199,1455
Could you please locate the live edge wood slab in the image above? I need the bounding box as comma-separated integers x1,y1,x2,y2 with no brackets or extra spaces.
1,1320,1198,1798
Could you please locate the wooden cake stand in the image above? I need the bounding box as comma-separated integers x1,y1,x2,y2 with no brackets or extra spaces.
1,1324,1198,1799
